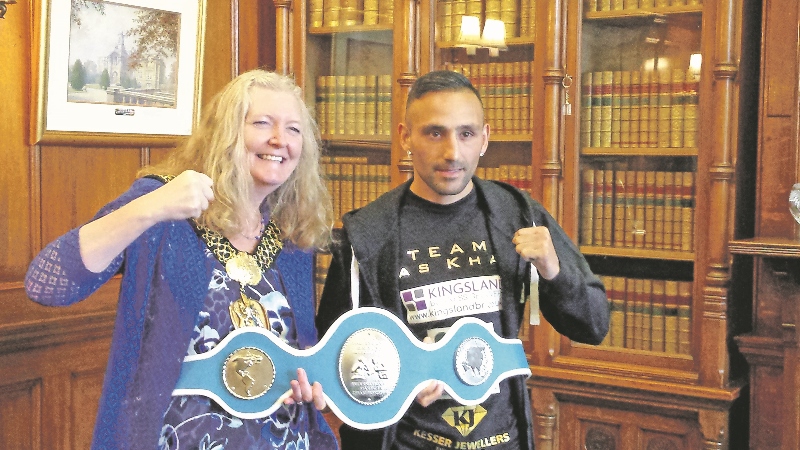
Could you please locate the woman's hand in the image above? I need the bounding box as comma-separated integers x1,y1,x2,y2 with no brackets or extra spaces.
285,368,328,412
144,170,214,222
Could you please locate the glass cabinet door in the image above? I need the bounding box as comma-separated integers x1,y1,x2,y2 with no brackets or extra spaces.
304,0,394,143
433,0,537,196
304,0,396,223
573,3,703,361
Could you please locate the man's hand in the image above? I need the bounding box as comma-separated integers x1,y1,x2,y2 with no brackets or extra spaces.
512,226,560,280
415,336,445,407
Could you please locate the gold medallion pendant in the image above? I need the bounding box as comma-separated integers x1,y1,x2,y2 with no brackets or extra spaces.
226,252,262,286
229,292,270,329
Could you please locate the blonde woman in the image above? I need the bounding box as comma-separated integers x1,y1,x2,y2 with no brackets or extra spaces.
26,70,337,449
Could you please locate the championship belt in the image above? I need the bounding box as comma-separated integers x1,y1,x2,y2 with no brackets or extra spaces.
173,307,531,430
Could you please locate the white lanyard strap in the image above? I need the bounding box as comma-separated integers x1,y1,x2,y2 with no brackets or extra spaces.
350,246,360,309
526,219,540,326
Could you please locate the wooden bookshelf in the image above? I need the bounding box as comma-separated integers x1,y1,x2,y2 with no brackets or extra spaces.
273,0,759,447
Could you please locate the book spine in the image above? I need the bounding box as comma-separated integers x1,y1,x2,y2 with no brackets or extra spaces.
519,0,531,38
513,63,522,134
315,76,328,135
633,278,644,349
639,70,651,148
309,0,325,28
365,75,377,135
324,0,341,26
341,0,363,26
601,71,613,147
611,71,622,147
593,169,605,246
451,0,466,45
641,279,653,351
629,70,641,147
367,164,378,202
671,68,686,147
581,72,593,149
591,71,603,148
620,71,631,148
614,169,626,246
485,0,501,20
677,281,692,354
355,75,367,136
623,170,636,248
334,75,346,135
663,171,676,250
603,168,614,246
644,171,656,249
344,76,357,135
649,70,659,147
634,170,646,248
581,168,595,246
440,0,452,42
625,277,636,349
378,74,392,136
610,276,627,348
654,171,666,250
650,279,666,352
664,280,679,353
363,0,379,24
681,171,695,251
378,0,393,23
500,0,517,38
658,67,672,148
487,63,498,132
684,69,700,148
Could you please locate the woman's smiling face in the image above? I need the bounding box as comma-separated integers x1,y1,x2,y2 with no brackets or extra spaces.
244,86,304,199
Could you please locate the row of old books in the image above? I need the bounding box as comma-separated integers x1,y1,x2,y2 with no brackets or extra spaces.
580,69,700,149
448,61,533,135
438,0,537,42
599,275,692,354
315,75,393,138
308,0,393,28
585,0,702,12
322,156,392,221
580,169,695,251
475,164,534,197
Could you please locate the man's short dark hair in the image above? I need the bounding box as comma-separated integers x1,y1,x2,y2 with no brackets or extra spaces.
406,70,482,109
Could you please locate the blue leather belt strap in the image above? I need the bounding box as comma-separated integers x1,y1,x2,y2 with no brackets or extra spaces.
173,307,531,430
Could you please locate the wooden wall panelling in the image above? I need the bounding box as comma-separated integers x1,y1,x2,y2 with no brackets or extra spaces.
0,0,33,282
0,0,260,448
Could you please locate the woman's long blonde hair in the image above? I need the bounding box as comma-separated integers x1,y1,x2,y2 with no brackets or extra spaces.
140,69,333,250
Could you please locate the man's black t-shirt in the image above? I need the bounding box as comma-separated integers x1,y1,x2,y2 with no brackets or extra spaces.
391,189,521,450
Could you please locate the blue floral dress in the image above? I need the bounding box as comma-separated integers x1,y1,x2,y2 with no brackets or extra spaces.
158,246,338,450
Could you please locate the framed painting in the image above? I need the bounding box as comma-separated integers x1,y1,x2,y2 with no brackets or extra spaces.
33,0,206,146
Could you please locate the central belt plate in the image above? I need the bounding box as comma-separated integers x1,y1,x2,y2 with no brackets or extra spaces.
173,307,531,430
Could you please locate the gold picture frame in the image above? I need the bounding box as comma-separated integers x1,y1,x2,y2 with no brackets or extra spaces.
33,0,206,146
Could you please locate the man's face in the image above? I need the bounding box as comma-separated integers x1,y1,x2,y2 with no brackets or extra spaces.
399,89,489,205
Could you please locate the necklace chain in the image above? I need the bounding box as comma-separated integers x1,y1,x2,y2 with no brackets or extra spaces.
195,220,282,274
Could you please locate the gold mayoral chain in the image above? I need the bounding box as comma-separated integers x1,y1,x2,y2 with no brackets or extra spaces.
195,220,283,330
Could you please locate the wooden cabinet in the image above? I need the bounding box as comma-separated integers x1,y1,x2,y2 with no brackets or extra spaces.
730,239,800,450
526,0,757,449
729,0,800,449
275,0,758,448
